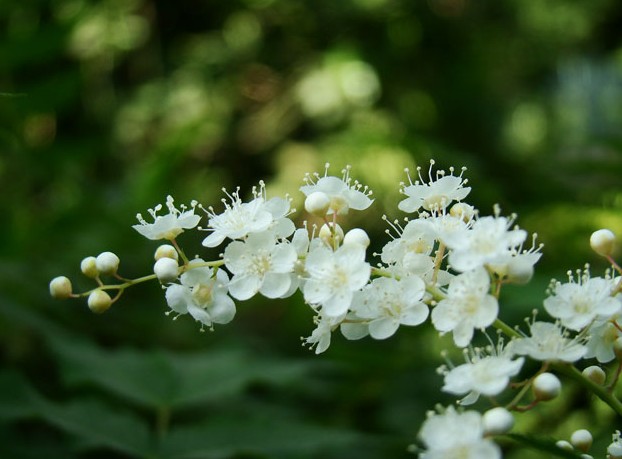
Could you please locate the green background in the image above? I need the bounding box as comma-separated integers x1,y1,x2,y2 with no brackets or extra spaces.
1,0,622,457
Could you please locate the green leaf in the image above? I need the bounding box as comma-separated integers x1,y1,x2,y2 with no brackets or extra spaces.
51,336,315,411
160,414,361,459
0,370,42,421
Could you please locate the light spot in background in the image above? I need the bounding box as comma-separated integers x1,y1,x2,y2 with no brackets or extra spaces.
23,113,57,148
222,11,262,53
503,102,547,157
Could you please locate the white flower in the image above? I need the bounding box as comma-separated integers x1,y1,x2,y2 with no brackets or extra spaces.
398,160,471,213
608,430,622,459
544,273,621,331
418,406,501,459
303,312,345,354
202,183,295,248
165,261,235,328
441,349,524,405
584,319,621,363
445,215,527,273
133,196,201,240
348,276,429,339
300,164,373,215
509,320,586,363
303,243,371,317
224,231,297,300
431,268,498,347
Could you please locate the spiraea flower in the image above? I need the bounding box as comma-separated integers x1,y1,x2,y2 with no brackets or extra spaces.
300,164,373,215
202,182,295,248
398,160,471,213
165,260,236,328
440,345,524,405
303,243,371,317
431,267,499,347
584,319,622,363
543,268,621,331
303,311,346,354
509,320,586,363
133,196,201,240
418,406,501,459
345,276,429,340
223,231,297,300
445,213,527,273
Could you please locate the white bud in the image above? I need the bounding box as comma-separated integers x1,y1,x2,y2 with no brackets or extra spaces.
482,407,514,435
154,244,179,261
154,257,179,283
343,228,370,248
556,440,573,451
49,276,73,299
608,432,622,459
570,429,593,453
304,191,331,216
80,256,99,278
87,289,112,314
533,372,561,401
319,223,344,246
582,365,606,386
95,251,120,275
590,229,616,257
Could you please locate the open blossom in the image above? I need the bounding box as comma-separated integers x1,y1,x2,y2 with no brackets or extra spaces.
431,267,498,347
398,160,471,213
418,406,501,459
544,273,621,331
303,312,346,354
133,196,201,240
300,164,373,215
165,261,235,328
303,243,371,317
445,215,527,273
346,276,429,340
202,183,295,248
441,347,524,405
584,319,621,363
223,231,297,300
509,320,586,363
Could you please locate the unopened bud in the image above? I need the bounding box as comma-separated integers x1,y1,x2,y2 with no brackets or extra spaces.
319,223,344,246
505,258,535,285
556,440,573,451
154,244,179,261
95,251,120,275
590,229,616,257
343,228,370,248
533,372,561,401
482,407,514,435
80,256,99,278
608,431,622,459
570,429,592,453
49,276,73,299
154,257,179,283
582,365,606,385
304,192,331,216
88,289,112,314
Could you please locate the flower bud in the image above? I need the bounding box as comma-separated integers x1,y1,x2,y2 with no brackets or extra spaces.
95,251,120,276
80,256,99,278
343,228,370,248
49,276,73,299
154,244,179,261
590,229,616,257
88,289,112,314
614,337,622,361
505,258,535,285
482,407,514,435
570,429,592,453
608,431,622,459
556,440,573,452
532,372,561,401
582,365,606,386
304,191,331,216
154,257,179,283
319,223,344,246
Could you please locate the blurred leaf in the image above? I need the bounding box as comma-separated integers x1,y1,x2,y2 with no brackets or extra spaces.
0,370,42,421
160,414,360,459
50,336,316,410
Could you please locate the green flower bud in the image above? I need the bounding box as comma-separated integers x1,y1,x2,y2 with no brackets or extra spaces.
88,289,112,314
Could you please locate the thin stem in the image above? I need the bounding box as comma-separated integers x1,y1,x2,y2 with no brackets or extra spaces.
171,238,190,265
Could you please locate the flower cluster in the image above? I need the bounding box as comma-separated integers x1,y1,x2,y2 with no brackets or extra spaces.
50,160,622,458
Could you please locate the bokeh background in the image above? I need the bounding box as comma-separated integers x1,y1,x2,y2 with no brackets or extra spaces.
2,0,622,457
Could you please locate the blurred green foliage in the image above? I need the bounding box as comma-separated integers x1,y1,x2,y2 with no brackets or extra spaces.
1,0,622,457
